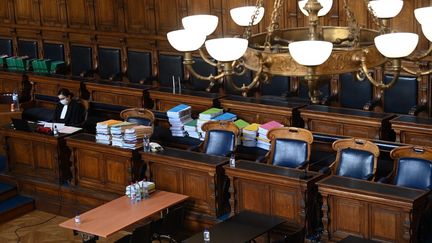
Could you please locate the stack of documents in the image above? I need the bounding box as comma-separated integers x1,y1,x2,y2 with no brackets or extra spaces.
96,120,122,144
122,125,152,149
110,121,136,147
184,119,201,139
213,112,237,122
167,104,192,137
234,119,250,146
197,108,223,139
257,121,283,150
242,123,259,147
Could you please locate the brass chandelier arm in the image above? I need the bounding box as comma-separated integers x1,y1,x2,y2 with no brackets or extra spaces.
404,44,432,62
227,56,269,96
198,48,218,67
401,65,432,76
357,56,401,89
184,62,225,82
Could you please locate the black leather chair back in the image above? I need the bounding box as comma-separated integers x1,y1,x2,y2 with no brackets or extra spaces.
261,76,291,96
18,40,38,59
127,50,152,84
384,75,417,114
271,138,308,168
126,117,152,126
224,70,252,95
394,157,432,190
0,38,13,56
98,47,121,80
339,73,372,109
203,130,235,156
71,45,93,77
190,57,217,91
43,43,65,61
336,148,375,180
158,54,183,87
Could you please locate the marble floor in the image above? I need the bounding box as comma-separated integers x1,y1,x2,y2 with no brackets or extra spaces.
0,210,129,243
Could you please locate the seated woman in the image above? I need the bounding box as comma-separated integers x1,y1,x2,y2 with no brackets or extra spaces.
53,88,86,126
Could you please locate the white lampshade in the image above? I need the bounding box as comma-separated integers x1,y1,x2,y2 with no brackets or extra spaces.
205,38,248,62
298,0,333,17
374,33,419,58
368,0,403,19
182,15,219,36
167,29,206,52
288,40,333,66
230,6,265,27
421,24,432,42
414,6,432,26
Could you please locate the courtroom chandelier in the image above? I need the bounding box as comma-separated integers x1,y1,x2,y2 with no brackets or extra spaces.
167,0,432,103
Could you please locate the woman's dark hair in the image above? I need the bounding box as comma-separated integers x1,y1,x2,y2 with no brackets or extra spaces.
57,88,74,98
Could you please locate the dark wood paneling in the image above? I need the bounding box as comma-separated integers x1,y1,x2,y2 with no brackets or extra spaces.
66,0,96,30
40,0,67,27
0,0,15,25
155,0,181,35
123,0,156,34
14,0,41,26
94,0,124,32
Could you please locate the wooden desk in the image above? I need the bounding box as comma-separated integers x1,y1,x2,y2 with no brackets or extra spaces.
149,87,224,117
85,80,153,108
299,105,395,140
0,70,25,93
390,115,432,146
184,211,286,243
0,125,72,184
141,147,229,228
318,175,429,242
67,133,144,195
59,191,188,239
224,160,325,235
220,95,307,126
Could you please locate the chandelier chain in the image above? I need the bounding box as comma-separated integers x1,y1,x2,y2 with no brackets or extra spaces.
243,0,265,39
343,0,360,47
363,0,386,33
264,0,284,48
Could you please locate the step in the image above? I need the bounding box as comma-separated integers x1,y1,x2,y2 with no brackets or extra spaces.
0,195,34,224
0,182,17,202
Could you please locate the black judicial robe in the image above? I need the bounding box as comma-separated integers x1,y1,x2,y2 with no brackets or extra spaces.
53,99,86,126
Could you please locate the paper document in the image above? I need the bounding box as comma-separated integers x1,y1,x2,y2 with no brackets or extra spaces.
59,126,82,134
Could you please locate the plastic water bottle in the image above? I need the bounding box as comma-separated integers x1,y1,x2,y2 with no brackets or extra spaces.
130,183,136,203
11,91,19,111
53,125,59,136
142,182,149,199
143,135,150,152
229,153,236,168
134,183,142,202
203,228,210,242
74,213,81,225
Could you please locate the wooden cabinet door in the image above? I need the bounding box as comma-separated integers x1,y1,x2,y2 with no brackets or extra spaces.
14,0,41,26
94,0,125,32
155,0,182,35
123,0,155,34
40,0,67,27
0,0,15,25
66,0,95,30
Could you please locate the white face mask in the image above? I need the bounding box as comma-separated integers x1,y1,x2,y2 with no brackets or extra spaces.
60,99,69,105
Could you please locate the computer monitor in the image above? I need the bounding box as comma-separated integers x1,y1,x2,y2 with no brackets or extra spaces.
11,118,36,132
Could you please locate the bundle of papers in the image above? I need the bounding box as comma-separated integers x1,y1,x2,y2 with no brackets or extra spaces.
199,108,223,120
234,119,250,145
167,104,192,137
242,123,259,147
213,112,237,121
257,121,283,150
125,181,156,197
122,125,152,149
110,121,137,147
96,119,122,144
184,119,201,139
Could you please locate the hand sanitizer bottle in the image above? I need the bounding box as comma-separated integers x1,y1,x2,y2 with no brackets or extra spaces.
11,90,19,111
134,182,141,202
142,181,149,199
229,153,236,168
74,213,81,225
203,228,210,242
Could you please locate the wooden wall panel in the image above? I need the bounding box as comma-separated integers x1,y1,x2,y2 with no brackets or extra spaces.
0,0,15,25
66,0,95,30
123,0,156,34
14,0,41,26
94,0,124,32
40,0,67,27
155,0,182,35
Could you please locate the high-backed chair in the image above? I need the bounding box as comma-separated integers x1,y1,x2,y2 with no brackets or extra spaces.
70,45,93,77
383,75,420,114
17,40,38,59
199,121,239,157
158,54,183,87
381,146,432,190
43,42,65,61
120,108,155,127
263,127,313,169
261,76,291,97
339,73,373,110
127,50,152,84
98,47,122,81
328,138,380,180
0,38,13,56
